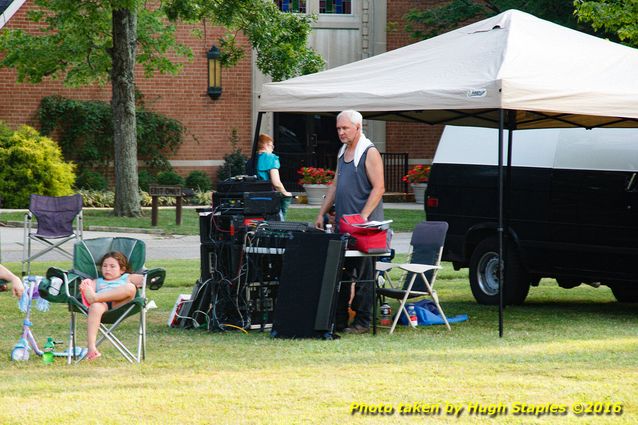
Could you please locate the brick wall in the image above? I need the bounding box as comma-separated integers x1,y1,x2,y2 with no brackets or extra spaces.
1,1,469,183
0,2,253,182
386,0,446,164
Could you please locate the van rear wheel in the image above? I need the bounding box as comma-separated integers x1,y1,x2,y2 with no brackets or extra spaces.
469,237,530,305
610,285,638,303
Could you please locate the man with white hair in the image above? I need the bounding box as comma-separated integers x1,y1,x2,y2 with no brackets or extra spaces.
315,109,385,334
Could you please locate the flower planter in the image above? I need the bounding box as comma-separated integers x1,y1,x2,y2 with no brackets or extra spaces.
303,184,329,205
411,183,428,204
403,165,431,204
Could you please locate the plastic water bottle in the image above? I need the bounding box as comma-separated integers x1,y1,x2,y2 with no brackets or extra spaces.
49,277,63,296
379,303,392,326
42,337,55,364
406,303,418,327
325,224,333,233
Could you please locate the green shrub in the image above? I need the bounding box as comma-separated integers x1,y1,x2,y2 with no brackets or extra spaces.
217,129,247,181
139,191,176,207
139,190,152,207
190,190,212,206
79,189,179,207
0,124,76,208
78,189,115,208
138,170,156,192
156,170,185,186
75,170,108,191
185,170,212,191
38,96,184,175
136,109,184,171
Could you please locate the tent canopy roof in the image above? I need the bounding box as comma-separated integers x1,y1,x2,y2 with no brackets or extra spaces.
259,10,638,129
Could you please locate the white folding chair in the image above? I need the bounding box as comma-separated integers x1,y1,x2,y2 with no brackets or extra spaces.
376,221,451,333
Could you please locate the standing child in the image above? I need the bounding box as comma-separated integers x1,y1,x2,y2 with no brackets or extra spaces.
79,251,143,361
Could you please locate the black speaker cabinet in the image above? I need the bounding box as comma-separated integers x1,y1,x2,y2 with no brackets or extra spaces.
216,178,273,193
178,278,212,329
200,244,215,281
198,208,214,243
271,232,347,339
200,242,244,282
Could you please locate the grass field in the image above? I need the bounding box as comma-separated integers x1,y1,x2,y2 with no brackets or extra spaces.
0,206,425,234
1,259,636,424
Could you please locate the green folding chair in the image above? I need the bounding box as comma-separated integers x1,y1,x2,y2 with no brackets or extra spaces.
38,237,165,364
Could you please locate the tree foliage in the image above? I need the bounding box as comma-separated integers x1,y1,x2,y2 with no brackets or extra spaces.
0,0,187,86
404,0,594,40
163,0,324,81
574,0,638,47
0,0,323,86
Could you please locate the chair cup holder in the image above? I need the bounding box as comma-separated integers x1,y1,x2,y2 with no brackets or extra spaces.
147,269,166,290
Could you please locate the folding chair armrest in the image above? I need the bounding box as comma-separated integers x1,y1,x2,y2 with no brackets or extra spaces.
375,262,398,272
23,211,32,235
45,266,66,280
41,266,79,303
398,263,441,274
144,268,166,290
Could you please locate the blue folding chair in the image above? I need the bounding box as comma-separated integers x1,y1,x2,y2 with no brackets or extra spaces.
22,194,83,276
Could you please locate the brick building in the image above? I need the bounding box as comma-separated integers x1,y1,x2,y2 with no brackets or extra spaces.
1,0,446,190
386,0,444,164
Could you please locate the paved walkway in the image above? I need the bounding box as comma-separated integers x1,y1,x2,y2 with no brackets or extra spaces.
1,204,417,262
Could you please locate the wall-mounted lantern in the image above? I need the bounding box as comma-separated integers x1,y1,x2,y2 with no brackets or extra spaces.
207,45,222,99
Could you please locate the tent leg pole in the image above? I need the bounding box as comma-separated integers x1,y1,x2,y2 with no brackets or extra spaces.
248,112,264,175
498,109,505,338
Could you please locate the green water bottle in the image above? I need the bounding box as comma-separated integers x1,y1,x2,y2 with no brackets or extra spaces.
42,337,55,364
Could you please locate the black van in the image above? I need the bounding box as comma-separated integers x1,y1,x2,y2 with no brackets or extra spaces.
425,126,638,304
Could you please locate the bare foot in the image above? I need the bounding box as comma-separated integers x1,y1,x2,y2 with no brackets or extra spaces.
80,281,98,304
86,350,102,361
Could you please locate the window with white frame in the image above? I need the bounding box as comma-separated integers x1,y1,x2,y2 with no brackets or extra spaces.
320,0,351,14
275,0,307,13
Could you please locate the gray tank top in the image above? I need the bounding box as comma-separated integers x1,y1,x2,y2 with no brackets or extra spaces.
335,145,384,229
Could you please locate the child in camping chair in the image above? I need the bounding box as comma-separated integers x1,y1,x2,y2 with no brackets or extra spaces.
79,251,143,361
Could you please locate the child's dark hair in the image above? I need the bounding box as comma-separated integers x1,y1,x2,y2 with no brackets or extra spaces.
101,251,129,273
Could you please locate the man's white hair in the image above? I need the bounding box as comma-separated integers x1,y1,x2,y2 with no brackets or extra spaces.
337,110,363,127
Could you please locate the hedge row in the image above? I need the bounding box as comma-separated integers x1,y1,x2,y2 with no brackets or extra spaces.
78,190,212,208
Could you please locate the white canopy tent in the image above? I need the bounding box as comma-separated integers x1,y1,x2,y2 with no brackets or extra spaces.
257,9,638,335
260,9,638,129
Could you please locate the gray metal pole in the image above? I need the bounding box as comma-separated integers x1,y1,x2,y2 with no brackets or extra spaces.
248,112,264,175
498,109,505,337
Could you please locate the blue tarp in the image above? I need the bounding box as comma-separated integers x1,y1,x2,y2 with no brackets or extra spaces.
398,299,468,327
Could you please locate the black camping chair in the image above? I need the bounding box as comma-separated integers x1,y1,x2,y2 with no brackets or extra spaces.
375,221,451,333
22,194,83,276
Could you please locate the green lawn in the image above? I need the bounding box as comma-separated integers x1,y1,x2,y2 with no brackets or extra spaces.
0,207,425,234
1,259,636,424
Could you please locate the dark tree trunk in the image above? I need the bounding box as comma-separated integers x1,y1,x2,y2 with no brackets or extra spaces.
111,7,141,216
